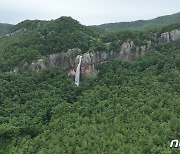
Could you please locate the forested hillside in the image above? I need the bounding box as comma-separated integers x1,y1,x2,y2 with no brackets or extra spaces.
0,23,14,36
1,39,180,153
0,16,180,72
0,17,100,71
98,12,180,32
0,14,180,153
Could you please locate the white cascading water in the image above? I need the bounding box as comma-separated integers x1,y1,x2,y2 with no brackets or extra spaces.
75,55,82,86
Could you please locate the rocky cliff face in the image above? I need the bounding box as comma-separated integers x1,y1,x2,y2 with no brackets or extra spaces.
159,28,180,43
6,28,26,37
30,41,150,78
30,28,180,80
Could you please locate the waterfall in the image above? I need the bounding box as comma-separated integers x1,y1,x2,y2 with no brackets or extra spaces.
75,55,82,86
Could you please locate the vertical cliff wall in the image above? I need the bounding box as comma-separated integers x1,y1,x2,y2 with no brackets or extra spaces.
30,41,150,78
30,28,180,79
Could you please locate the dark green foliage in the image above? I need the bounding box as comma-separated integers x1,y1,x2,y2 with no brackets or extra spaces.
0,17,100,71
1,16,180,72
101,30,151,46
98,12,180,32
0,39,180,153
89,38,107,51
37,17,97,53
8,20,47,33
0,67,77,152
0,15,180,153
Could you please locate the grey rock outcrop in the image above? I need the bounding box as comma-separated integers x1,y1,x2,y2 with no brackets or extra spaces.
159,28,180,43
30,59,46,71
30,40,151,77
6,28,26,37
48,48,80,70
160,32,170,43
29,28,180,80
170,29,180,41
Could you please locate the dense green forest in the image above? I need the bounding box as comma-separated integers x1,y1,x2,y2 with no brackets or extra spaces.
1,39,180,153
97,12,180,32
0,14,180,153
0,16,180,72
0,17,101,71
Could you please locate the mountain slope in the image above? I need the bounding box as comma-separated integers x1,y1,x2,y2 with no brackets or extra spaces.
1,17,180,72
0,17,100,71
0,14,180,153
0,23,14,36
98,12,180,31
1,39,180,153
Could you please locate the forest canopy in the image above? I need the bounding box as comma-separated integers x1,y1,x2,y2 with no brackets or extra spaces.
0,39,180,153
0,16,180,153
